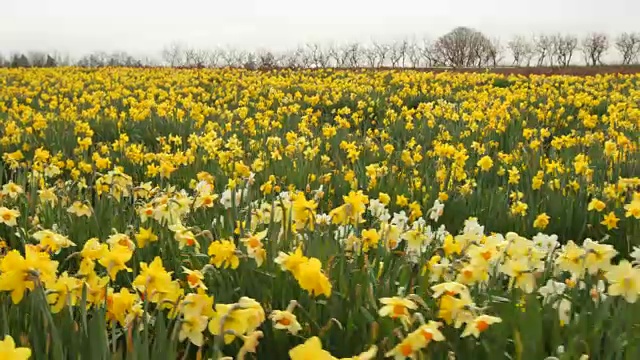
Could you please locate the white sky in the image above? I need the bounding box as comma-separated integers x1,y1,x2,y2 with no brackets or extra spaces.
1,0,638,58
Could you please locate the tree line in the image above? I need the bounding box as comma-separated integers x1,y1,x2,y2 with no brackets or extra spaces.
2,27,640,69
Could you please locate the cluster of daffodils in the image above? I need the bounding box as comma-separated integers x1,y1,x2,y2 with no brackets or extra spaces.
0,68,639,358
1,172,638,358
275,248,332,298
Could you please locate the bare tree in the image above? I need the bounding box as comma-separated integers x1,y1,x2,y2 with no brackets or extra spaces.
77,51,110,67
141,56,161,67
44,55,56,67
256,50,277,69
10,54,30,67
327,44,340,67
307,43,330,68
243,52,257,69
105,51,141,67
162,42,184,67
272,52,289,68
362,46,379,68
342,44,356,67
336,43,358,68
183,48,196,67
508,35,534,66
432,27,497,68
551,34,578,67
388,42,403,68
278,50,298,68
615,32,640,65
318,45,331,67
328,44,351,68
484,38,504,67
420,38,437,67
220,48,235,67
398,39,411,67
205,48,223,68
94,52,110,66
383,39,411,67
75,54,90,67
23,30,640,70
534,34,553,66
27,51,48,67
581,33,609,66
373,42,390,67
407,40,422,67
470,39,496,67
51,51,72,66
221,47,247,67
75,51,140,67
236,50,249,68
184,48,207,67
293,46,313,68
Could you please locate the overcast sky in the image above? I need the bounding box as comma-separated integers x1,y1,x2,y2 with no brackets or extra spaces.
1,0,638,58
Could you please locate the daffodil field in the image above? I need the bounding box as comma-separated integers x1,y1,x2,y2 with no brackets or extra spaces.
0,68,639,360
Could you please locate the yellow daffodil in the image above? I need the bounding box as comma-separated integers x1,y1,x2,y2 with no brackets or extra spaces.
289,337,335,360
605,260,640,303
0,207,20,227
461,315,502,338
67,201,92,217
0,335,31,360
208,239,239,269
